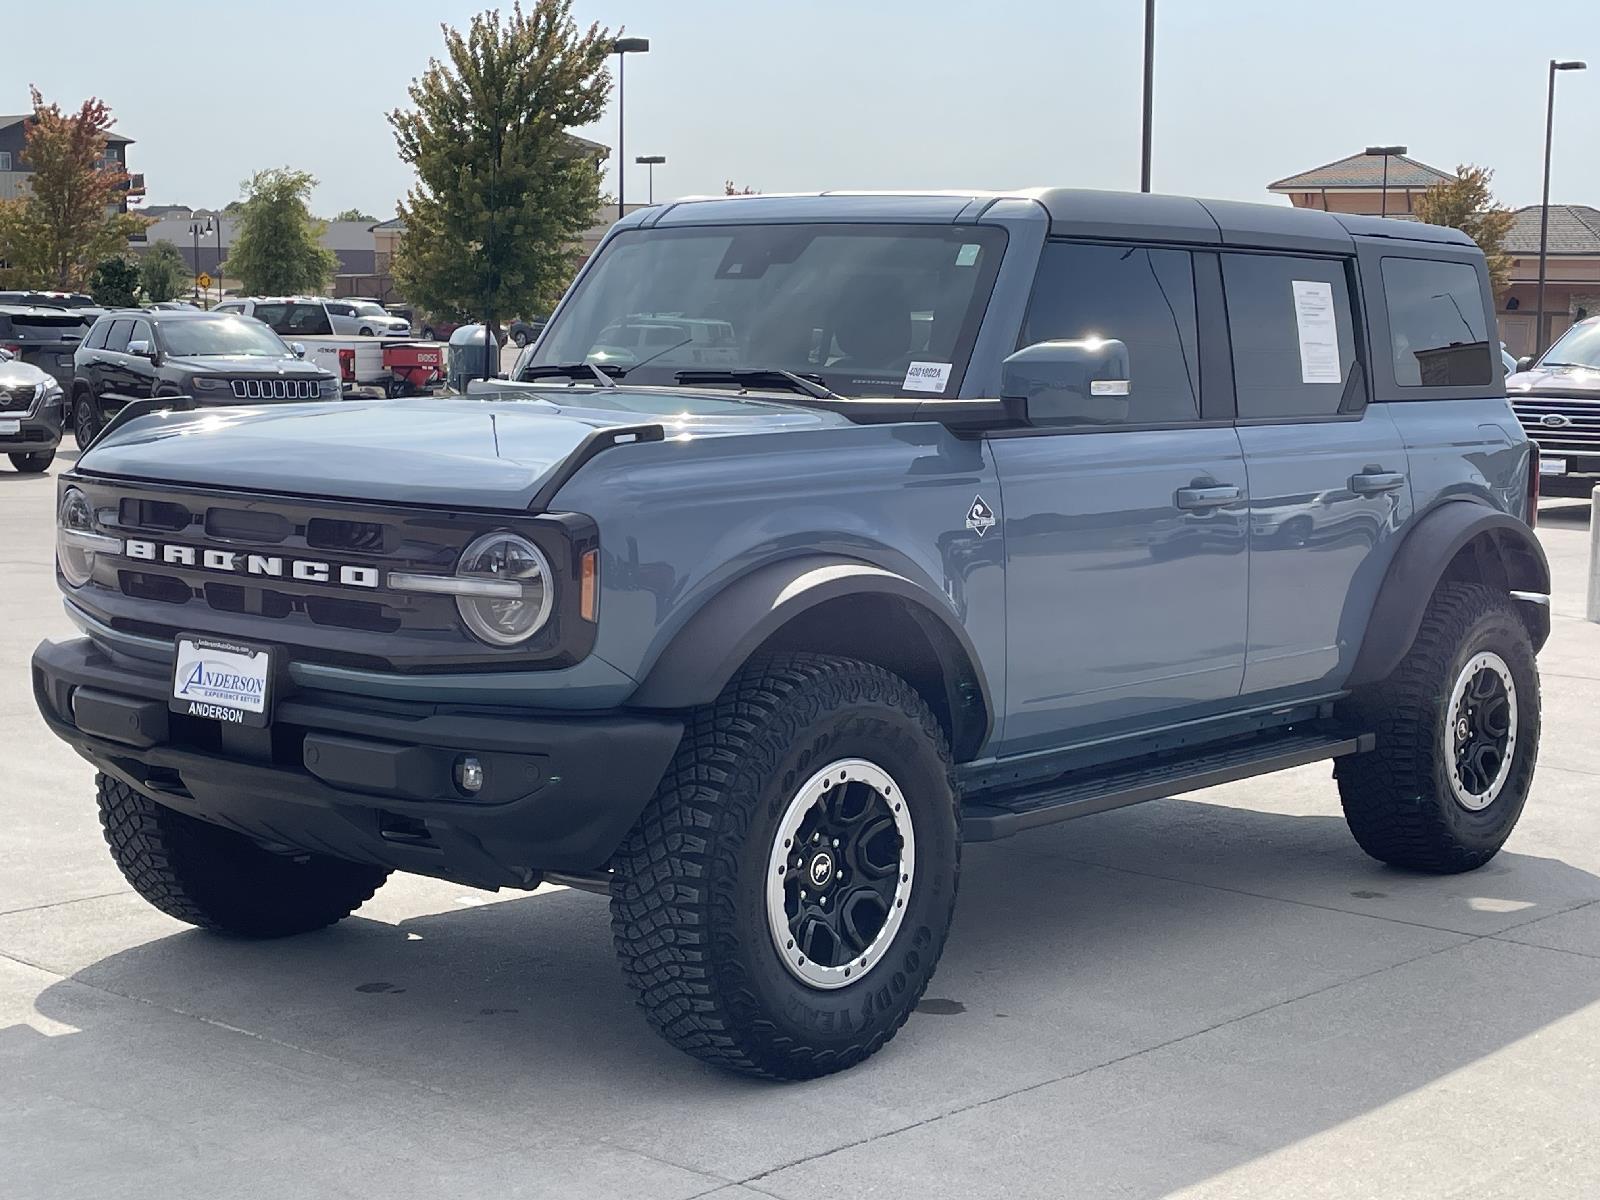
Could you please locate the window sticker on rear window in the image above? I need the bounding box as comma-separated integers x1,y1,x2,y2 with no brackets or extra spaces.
903,361,952,393
1291,279,1342,385
955,243,981,267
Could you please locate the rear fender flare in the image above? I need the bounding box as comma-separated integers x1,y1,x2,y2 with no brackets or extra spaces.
1347,501,1550,687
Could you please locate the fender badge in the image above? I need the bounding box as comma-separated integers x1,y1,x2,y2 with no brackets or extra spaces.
966,495,996,537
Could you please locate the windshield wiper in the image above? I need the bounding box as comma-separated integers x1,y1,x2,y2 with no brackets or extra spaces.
673,368,844,400
514,362,620,388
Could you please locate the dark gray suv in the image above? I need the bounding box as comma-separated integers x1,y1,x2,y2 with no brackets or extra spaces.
70,309,339,444
34,189,1547,1079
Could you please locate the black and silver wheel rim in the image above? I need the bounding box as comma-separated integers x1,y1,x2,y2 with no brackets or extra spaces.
765,758,915,990
1445,651,1518,811
75,399,96,445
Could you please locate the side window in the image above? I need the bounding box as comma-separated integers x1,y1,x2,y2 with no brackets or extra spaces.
284,304,332,335
104,319,134,353
1380,257,1493,387
216,303,243,315
1019,241,1200,424
1222,253,1358,420
85,319,111,350
129,318,153,347
252,303,290,331
326,303,354,317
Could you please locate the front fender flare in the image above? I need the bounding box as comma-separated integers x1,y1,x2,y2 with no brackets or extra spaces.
1347,501,1550,688
626,555,992,748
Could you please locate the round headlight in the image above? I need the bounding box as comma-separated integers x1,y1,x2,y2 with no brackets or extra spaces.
57,487,96,587
454,532,554,646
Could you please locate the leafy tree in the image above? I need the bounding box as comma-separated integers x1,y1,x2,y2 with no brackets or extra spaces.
333,207,378,222
1414,164,1515,293
389,0,613,354
90,256,141,306
0,88,147,288
220,168,338,295
140,240,189,303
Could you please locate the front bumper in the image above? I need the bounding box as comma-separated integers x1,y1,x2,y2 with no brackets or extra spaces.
0,395,64,453
33,636,684,887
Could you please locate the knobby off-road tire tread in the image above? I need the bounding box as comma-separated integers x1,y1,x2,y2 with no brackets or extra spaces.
97,774,389,937
609,652,959,1079
1335,582,1539,874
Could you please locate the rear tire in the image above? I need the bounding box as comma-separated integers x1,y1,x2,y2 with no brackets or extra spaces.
96,774,390,937
1335,583,1540,873
513,331,529,348
421,326,435,341
8,450,53,473
609,653,960,1079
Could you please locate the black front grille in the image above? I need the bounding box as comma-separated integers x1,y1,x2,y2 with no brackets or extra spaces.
1511,397,1600,456
0,383,37,413
229,378,320,400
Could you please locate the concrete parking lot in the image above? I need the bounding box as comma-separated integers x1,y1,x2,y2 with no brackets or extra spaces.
3,458,1599,1199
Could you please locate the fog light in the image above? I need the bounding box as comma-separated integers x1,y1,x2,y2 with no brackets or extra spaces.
455,755,485,795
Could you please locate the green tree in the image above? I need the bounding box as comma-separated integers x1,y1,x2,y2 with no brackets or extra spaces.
0,88,147,288
333,207,377,222
89,255,141,306
1413,164,1515,293
220,168,338,295
140,239,188,303
388,1,613,352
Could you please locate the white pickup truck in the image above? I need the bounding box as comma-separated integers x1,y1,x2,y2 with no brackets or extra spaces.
213,297,413,390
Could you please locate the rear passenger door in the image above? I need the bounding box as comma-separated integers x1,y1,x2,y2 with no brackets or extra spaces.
1225,252,1412,695
992,242,1249,754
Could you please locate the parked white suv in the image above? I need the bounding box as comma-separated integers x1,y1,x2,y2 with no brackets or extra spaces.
215,297,409,338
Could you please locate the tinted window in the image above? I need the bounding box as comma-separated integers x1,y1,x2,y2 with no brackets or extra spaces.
1019,242,1200,424
128,319,153,348
283,303,332,335
159,316,287,357
1380,257,1493,387
215,303,244,315
326,303,354,317
1223,254,1358,419
250,303,290,331
85,319,111,350
104,319,134,353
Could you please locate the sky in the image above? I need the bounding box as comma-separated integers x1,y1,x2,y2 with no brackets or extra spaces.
7,0,1597,218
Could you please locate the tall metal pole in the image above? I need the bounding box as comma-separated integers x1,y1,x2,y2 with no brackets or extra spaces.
647,160,655,204
1380,154,1390,218
214,218,223,308
1139,0,1154,192
190,223,200,302
1535,61,1558,358
616,51,626,222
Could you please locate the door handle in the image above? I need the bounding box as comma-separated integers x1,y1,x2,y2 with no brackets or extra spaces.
1175,484,1241,510
1350,471,1406,495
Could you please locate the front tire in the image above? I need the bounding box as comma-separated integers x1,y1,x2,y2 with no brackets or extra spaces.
73,393,101,447
609,653,960,1079
8,450,54,473
1335,583,1540,873
97,774,390,937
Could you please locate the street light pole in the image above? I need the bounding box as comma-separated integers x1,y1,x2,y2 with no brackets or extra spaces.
188,220,203,302
1365,145,1407,218
1536,59,1587,358
635,155,665,205
612,37,650,222
1139,0,1154,192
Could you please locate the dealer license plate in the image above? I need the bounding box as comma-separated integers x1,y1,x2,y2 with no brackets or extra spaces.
0,419,19,436
1540,457,1567,477
170,636,274,727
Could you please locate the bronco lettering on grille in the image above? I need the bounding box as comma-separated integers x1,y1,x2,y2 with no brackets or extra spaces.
121,539,380,588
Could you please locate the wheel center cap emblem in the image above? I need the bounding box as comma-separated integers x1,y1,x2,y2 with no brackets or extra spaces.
808,852,834,887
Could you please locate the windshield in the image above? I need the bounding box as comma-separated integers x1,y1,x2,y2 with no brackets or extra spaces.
352,302,388,317
532,223,1007,397
158,316,290,357
1540,320,1600,369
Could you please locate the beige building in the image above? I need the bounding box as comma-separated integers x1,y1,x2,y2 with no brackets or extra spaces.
1268,150,1455,219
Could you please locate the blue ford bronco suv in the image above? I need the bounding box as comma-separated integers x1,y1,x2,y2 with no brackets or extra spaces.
33,190,1548,1079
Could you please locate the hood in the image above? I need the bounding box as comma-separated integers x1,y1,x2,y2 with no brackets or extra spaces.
74,387,842,509
1508,363,1600,397
168,354,331,378
0,359,55,389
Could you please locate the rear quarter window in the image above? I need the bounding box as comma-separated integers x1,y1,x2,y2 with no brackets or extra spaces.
1380,257,1493,387
1222,253,1359,420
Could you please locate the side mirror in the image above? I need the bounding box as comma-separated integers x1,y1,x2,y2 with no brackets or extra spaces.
1516,355,1535,373
290,342,306,359
0,347,12,362
1000,338,1132,426
126,339,155,359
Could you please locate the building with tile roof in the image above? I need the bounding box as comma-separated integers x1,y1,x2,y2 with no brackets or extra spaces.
0,112,143,210
1498,205,1600,358
1268,150,1455,219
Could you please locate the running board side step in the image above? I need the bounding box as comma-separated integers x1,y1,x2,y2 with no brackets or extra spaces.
961,728,1374,843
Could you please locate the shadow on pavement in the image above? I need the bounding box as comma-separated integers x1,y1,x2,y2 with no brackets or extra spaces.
10,800,1600,1194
